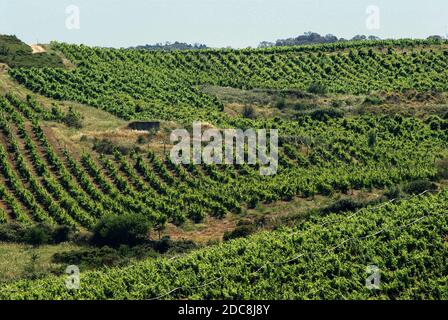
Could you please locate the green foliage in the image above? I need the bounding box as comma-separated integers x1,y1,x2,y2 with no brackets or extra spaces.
0,35,63,68
63,106,83,128
0,223,73,245
308,108,344,121
92,138,115,155
52,245,158,269
364,95,384,105
435,158,448,180
307,82,328,95
368,130,377,148
9,40,448,123
0,94,446,232
242,105,256,119
320,198,364,215
91,214,152,247
223,225,256,241
403,179,437,195
1,190,447,299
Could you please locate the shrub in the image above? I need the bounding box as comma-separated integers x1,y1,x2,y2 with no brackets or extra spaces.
63,106,84,129
307,83,328,95
136,135,146,144
223,225,256,241
0,223,24,242
25,225,51,247
91,214,152,247
187,205,206,223
50,104,64,121
320,199,362,215
93,138,115,155
0,223,74,245
52,240,197,269
363,95,384,105
247,197,258,209
52,246,152,269
309,108,343,121
435,158,448,180
274,98,287,110
403,179,437,195
331,99,344,108
385,185,403,199
242,105,256,119
368,131,377,148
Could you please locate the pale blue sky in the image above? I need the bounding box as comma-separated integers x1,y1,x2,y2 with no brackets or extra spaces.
0,0,447,48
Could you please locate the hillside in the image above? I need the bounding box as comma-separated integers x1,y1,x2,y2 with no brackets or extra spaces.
0,35,63,68
8,39,448,124
1,189,447,299
0,37,447,300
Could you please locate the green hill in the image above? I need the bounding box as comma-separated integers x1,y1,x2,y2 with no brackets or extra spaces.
0,37,448,300
1,189,446,299
0,35,63,68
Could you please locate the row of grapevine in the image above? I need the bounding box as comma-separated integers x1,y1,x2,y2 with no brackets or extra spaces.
0,94,446,230
1,188,446,299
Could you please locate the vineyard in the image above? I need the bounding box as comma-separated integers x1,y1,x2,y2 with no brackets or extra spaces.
0,37,448,300
0,94,446,230
8,39,448,124
1,188,447,299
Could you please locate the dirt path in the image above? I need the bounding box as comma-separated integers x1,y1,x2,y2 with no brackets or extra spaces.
30,44,46,54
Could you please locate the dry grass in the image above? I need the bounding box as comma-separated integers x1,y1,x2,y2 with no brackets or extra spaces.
0,242,81,284
163,190,383,244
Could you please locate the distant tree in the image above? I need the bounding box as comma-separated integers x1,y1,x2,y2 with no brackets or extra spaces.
351,35,367,41
130,41,209,51
427,35,443,41
259,32,381,48
258,41,275,48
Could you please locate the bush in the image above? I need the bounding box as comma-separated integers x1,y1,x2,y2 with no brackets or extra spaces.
274,98,287,110
320,199,362,215
331,99,344,108
308,108,343,121
0,223,74,245
320,198,385,215
63,107,84,129
368,131,377,148
93,138,115,155
363,95,384,105
188,206,206,223
53,240,198,269
385,185,403,199
136,135,146,144
403,179,437,195
223,225,256,241
91,214,152,247
25,226,51,247
242,105,256,119
307,83,328,95
52,245,158,269
435,159,448,180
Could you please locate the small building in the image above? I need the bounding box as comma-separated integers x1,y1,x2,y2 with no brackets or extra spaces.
128,121,160,132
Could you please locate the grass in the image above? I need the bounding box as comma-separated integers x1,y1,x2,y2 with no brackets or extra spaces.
164,189,384,244
0,242,82,284
0,35,63,68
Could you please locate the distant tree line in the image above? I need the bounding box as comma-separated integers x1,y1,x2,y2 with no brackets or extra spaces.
258,32,382,48
129,41,209,51
257,32,446,48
